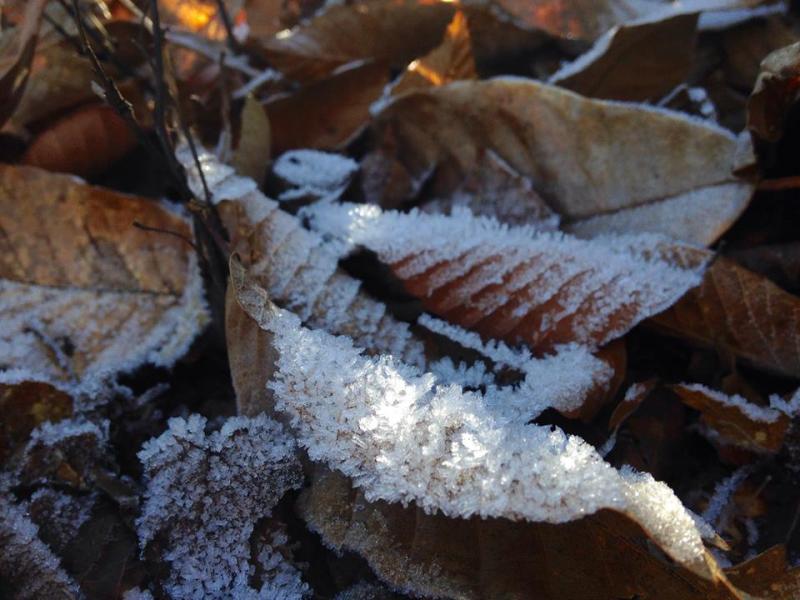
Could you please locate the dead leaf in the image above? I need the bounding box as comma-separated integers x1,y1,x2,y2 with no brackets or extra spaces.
365,78,752,244
748,40,800,143
266,61,388,154
232,95,271,182
297,467,740,600
725,545,800,598
0,0,47,128
727,242,800,293
609,379,658,431
550,13,699,102
260,0,455,82
390,10,476,97
0,165,208,399
650,257,800,378
0,381,73,465
22,103,137,178
305,202,709,354
672,383,790,453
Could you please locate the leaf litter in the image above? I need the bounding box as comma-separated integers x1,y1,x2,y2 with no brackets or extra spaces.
2,0,800,599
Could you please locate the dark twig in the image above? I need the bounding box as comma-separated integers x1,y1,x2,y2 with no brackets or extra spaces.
213,0,240,54
758,175,800,192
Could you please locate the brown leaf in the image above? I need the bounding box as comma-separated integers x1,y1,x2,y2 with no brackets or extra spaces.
365,79,752,243
0,0,47,127
266,61,388,154
390,10,476,97
297,467,741,600
550,13,699,102
306,202,709,354
727,242,800,293
748,41,800,143
22,103,137,178
260,0,455,82
0,165,207,395
672,383,790,453
609,379,658,431
232,95,271,182
0,381,73,465
650,257,800,377
725,545,800,598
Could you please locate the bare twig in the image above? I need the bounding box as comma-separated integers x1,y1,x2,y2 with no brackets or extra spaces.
758,175,800,192
213,0,240,54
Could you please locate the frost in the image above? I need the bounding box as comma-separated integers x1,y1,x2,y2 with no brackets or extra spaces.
260,301,709,568
177,145,425,367
698,2,787,30
273,149,357,202
123,588,155,600
680,383,783,423
28,488,95,553
770,387,800,416
303,203,707,351
0,496,80,599
137,414,305,600
702,466,751,526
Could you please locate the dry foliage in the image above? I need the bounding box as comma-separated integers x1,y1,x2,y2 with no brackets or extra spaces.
3,1,800,599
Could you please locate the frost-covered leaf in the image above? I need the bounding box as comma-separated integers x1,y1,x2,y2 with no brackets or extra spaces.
230,276,738,596
0,380,72,464
650,256,800,377
305,202,708,353
364,78,753,244
137,414,306,599
266,61,388,154
260,0,455,82
272,149,358,204
0,495,80,600
389,10,476,97
178,147,426,375
0,0,47,127
549,13,698,102
0,165,208,401
672,383,790,453
298,467,739,600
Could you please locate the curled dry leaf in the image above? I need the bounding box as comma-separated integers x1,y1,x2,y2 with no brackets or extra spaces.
0,0,47,127
672,383,790,453
260,0,455,82
365,78,752,244
549,13,699,102
389,10,477,97
178,146,426,375
22,103,137,178
0,165,208,400
229,270,738,598
266,61,388,154
298,467,737,600
304,202,709,354
748,40,800,143
650,257,800,378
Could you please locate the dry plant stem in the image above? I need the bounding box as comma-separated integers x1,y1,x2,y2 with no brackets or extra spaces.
757,176,800,192
213,0,240,54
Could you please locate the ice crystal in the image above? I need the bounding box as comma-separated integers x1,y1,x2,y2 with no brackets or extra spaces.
261,302,708,567
681,383,783,423
273,149,357,202
137,414,305,599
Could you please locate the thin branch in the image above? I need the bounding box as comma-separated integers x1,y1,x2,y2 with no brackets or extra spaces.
758,175,800,192
213,0,240,54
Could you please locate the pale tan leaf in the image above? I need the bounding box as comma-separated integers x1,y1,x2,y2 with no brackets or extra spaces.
672,383,790,452
260,0,455,82
650,257,800,377
232,95,271,182
0,165,208,398
365,79,753,243
0,0,47,127
305,202,709,354
298,467,740,600
550,13,699,102
266,61,388,154
390,10,476,97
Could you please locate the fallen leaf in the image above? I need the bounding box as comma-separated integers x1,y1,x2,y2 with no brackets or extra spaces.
390,10,476,97
609,379,658,431
365,78,752,243
297,467,740,600
22,103,137,178
0,165,208,400
232,95,271,182
748,40,800,143
650,256,800,378
725,545,800,598
260,0,455,82
266,61,388,154
549,13,699,102
0,0,47,127
727,242,800,293
672,383,790,453
0,380,73,464
304,202,708,354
